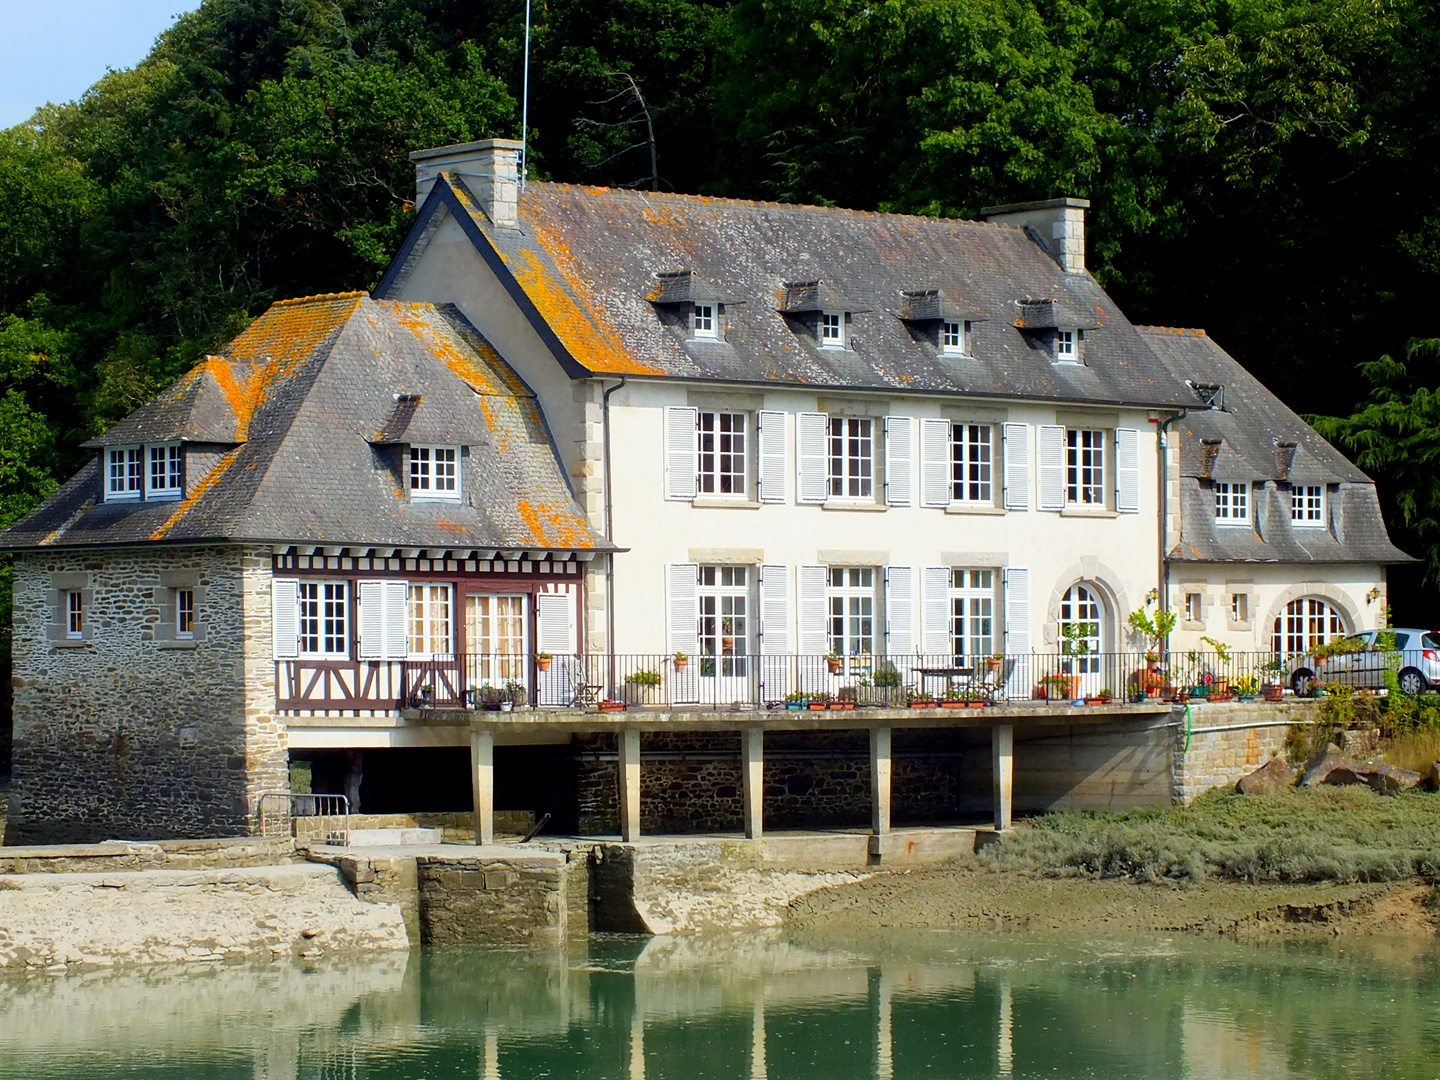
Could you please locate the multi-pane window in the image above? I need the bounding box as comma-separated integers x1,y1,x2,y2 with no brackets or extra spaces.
949,570,995,663
698,412,746,496
466,594,526,683
1056,330,1076,360
1272,597,1345,655
1215,482,1248,523
176,589,195,638
951,424,992,503
107,446,143,500
66,591,84,639
1058,584,1102,674
820,312,844,348
149,443,183,498
1066,429,1105,506
299,581,348,657
827,417,873,498
1291,485,1324,526
941,321,966,355
693,304,717,339
698,565,749,677
410,445,459,499
827,567,875,659
407,584,453,658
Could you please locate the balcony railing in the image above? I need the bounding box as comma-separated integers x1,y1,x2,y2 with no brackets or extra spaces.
275,647,1422,713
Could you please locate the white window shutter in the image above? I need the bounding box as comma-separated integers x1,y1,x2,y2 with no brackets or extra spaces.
1004,568,1030,653
537,592,578,654
383,580,409,660
358,580,384,660
1116,427,1140,512
884,566,915,656
760,565,790,654
757,411,786,503
271,578,299,660
920,419,950,508
883,417,913,506
1038,424,1066,511
1003,422,1030,510
922,566,950,655
798,565,828,654
664,406,698,500
797,412,829,504
666,564,699,656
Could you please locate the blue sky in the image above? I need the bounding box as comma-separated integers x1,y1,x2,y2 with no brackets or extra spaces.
0,1,198,128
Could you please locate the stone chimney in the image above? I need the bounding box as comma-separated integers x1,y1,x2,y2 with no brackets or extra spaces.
981,197,1090,274
410,139,523,228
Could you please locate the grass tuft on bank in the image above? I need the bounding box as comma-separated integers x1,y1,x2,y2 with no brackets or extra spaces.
983,786,1440,885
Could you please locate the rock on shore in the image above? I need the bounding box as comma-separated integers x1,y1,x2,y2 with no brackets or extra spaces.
0,863,408,973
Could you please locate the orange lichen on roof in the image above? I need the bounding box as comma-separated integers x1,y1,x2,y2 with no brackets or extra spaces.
516,499,596,549
389,303,512,397
197,355,280,441
227,294,364,364
1137,325,1208,336
149,448,241,541
507,213,664,376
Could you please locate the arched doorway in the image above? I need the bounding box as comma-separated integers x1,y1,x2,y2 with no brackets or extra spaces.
1058,583,1108,694
1271,597,1347,655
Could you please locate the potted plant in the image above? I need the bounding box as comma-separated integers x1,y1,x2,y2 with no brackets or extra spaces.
784,691,809,711
673,651,689,672
1038,673,1080,700
599,698,627,712
985,652,1004,674
536,652,553,673
623,668,664,705
1234,675,1259,702
418,683,434,707
464,685,479,709
479,685,504,712
1085,688,1114,705
909,689,937,709
808,690,832,711
501,681,528,712
824,652,842,675
941,688,966,708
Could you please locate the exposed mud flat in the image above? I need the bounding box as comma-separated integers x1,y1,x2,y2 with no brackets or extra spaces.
787,869,1440,938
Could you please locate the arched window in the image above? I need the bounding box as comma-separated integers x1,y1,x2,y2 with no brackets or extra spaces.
1058,583,1104,674
1272,597,1347,654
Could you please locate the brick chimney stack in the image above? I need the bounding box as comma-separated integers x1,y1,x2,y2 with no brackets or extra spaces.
410,139,523,228
981,197,1090,274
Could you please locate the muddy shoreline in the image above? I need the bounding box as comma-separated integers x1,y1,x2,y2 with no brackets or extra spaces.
788,868,1439,938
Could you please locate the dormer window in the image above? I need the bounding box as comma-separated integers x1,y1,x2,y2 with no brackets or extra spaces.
106,446,143,501
1056,330,1077,360
941,321,967,355
148,443,183,500
693,304,717,340
1291,485,1324,526
1215,481,1249,524
410,445,460,501
820,311,845,348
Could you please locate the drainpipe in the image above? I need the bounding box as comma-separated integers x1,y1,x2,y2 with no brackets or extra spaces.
1157,409,1188,616
602,378,627,681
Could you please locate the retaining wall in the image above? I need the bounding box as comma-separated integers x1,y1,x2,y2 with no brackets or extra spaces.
1171,701,1315,803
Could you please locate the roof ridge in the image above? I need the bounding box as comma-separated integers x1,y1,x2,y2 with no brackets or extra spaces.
270,290,369,307
1135,325,1208,336
513,179,1017,231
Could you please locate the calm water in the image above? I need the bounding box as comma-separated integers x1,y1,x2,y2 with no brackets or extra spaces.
1,932,1437,1079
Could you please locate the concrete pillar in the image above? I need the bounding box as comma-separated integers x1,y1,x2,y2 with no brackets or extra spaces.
471,729,495,845
870,726,892,837
742,728,764,840
619,728,642,842
750,993,767,1080
992,724,1014,832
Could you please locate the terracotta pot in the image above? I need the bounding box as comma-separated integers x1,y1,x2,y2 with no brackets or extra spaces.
826,660,842,674
985,658,1003,673
674,659,688,671
808,702,829,711
967,700,986,708
911,701,937,709
536,657,552,673
599,700,626,712
941,701,966,709
1263,685,1284,702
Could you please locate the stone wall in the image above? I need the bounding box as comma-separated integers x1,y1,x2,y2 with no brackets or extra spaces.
415,852,567,944
8,544,288,843
0,836,297,875
1171,701,1313,803
574,730,974,834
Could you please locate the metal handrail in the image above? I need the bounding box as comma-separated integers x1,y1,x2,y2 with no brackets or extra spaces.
255,791,350,847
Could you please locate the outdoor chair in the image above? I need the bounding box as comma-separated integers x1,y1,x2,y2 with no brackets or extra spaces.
566,656,604,709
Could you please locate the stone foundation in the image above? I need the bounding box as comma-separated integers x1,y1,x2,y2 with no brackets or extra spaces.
8,545,287,844
415,852,568,944
1171,701,1314,803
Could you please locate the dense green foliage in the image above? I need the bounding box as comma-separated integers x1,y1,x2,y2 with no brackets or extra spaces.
983,785,1440,883
0,0,1438,616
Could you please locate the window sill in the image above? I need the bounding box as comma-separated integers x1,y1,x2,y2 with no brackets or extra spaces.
411,494,462,503
50,639,91,649
822,501,887,512
1215,521,1252,528
944,504,1006,516
157,639,199,650
147,492,183,502
692,498,761,510
1060,507,1118,518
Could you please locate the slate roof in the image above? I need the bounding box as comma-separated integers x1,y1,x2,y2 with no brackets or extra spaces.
1138,326,1412,565
379,177,1195,409
1,295,608,553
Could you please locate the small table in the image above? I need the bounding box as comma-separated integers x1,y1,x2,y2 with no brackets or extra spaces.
912,666,976,700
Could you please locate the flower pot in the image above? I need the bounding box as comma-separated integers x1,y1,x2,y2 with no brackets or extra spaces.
786,702,804,711
967,700,986,708
941,701,966,709
985,658,1002,673
500,701,514,713
911,701,937,709
831,701,855,711
536,657,552,673
808,702,829,711
599,700,627,712
826,660,842,674
1263,685,1284,702
623,682,663,706
1085,697,1105,706
674,659,688,672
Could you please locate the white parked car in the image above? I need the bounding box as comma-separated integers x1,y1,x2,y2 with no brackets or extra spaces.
1288,628,1440,696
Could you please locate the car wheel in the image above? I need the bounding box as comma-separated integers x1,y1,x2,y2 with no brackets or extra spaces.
1397,667,1428,696
1290,669,1315,695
